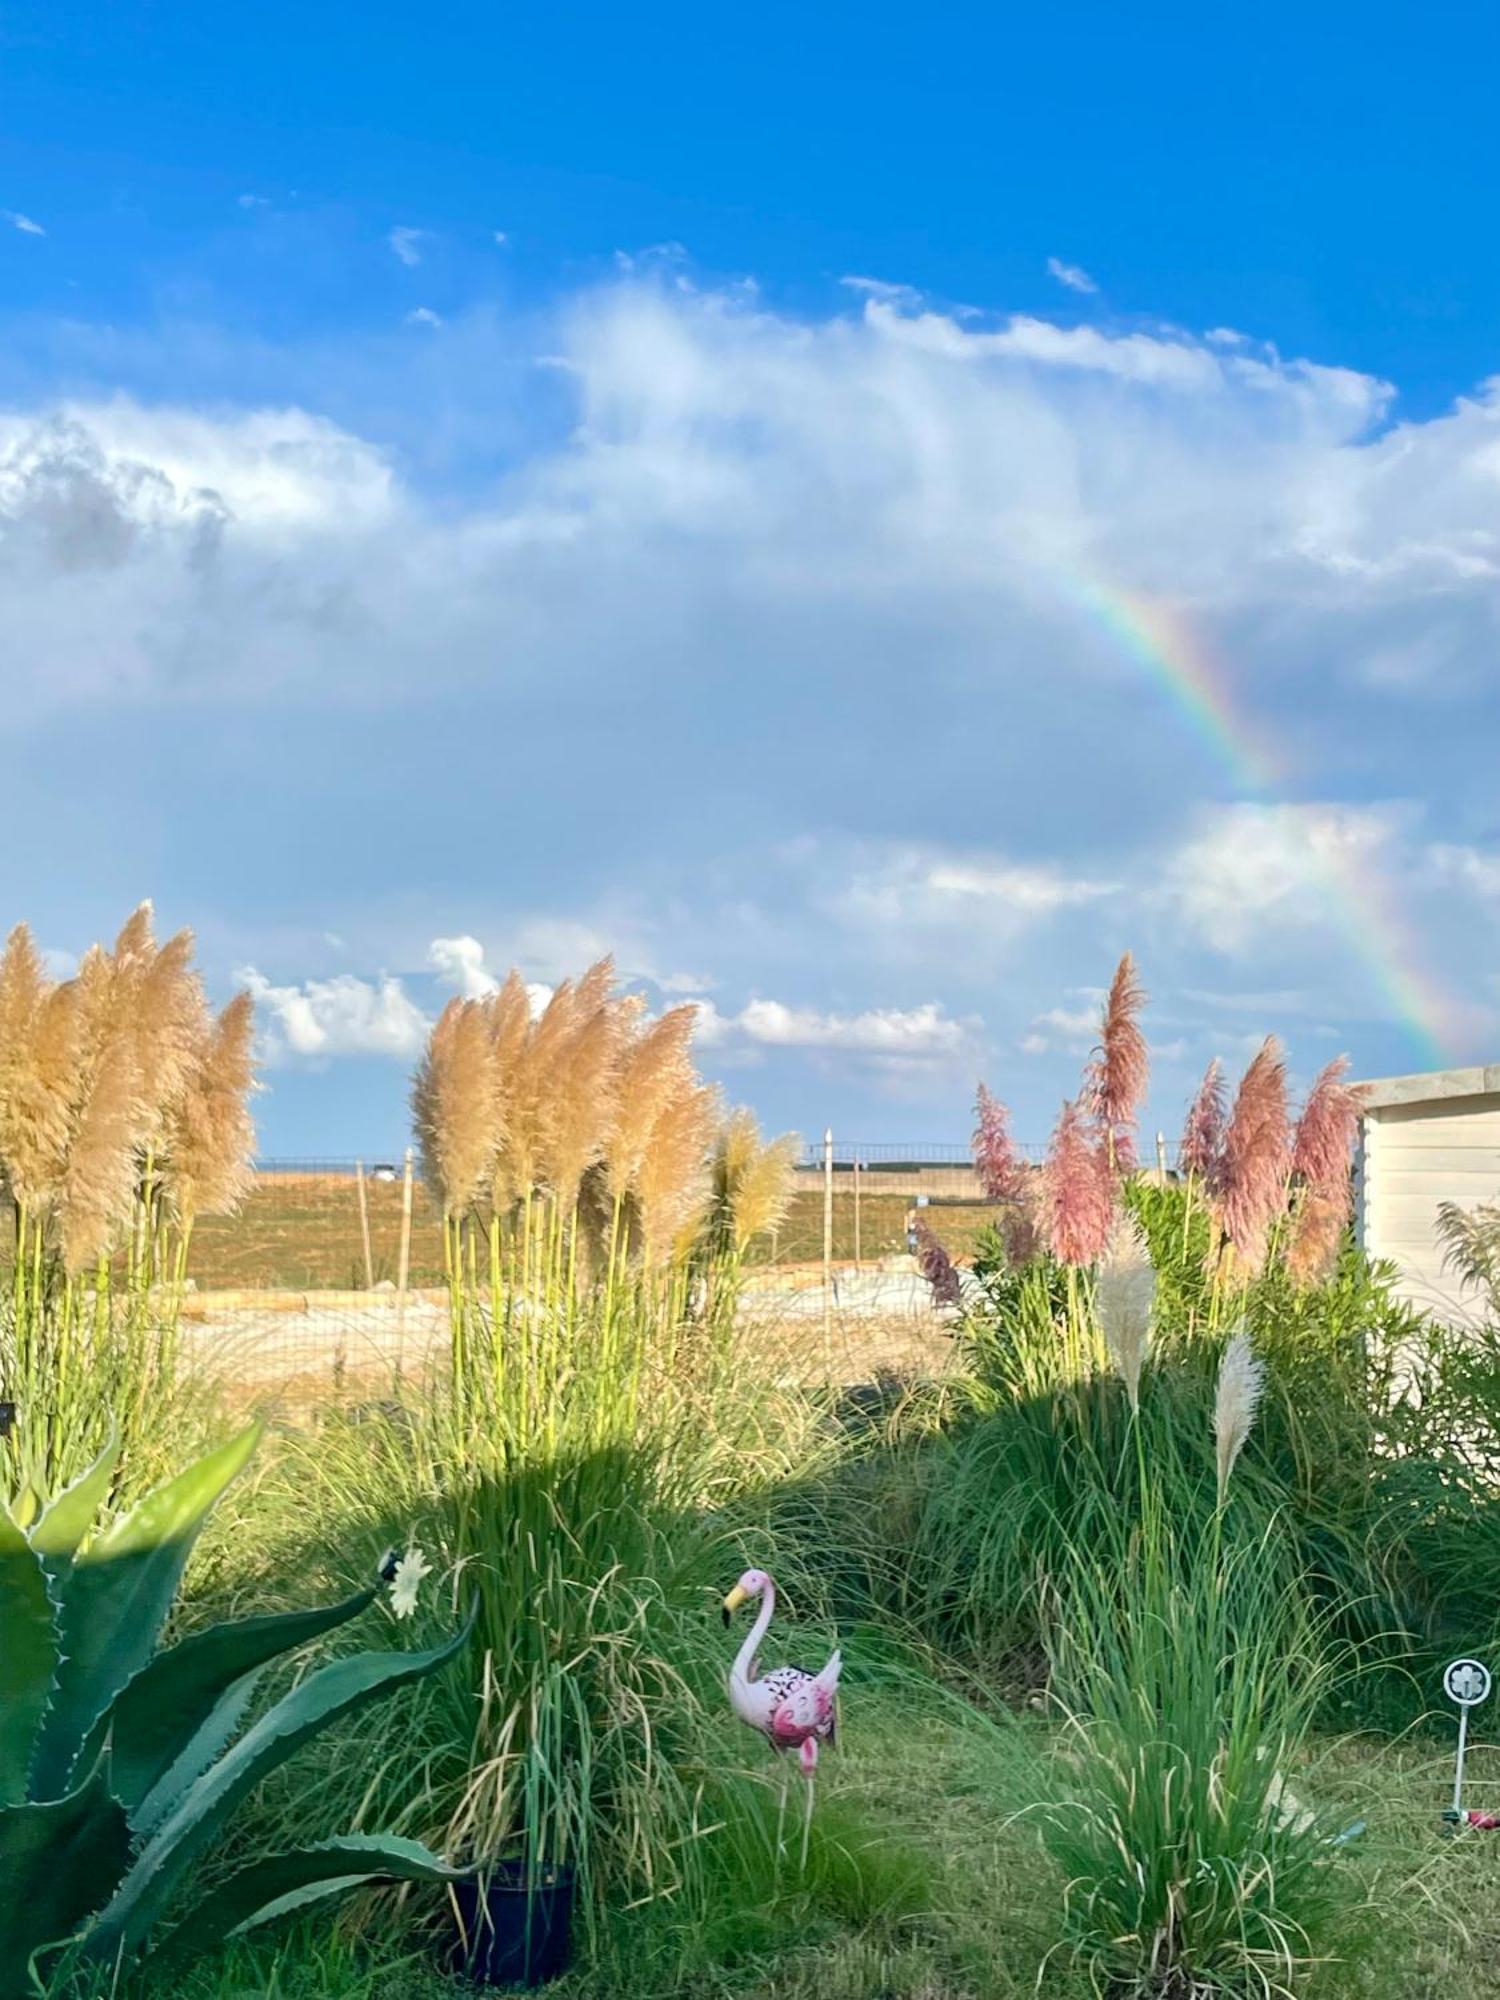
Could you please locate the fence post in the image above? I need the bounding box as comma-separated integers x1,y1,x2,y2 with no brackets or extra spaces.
853,1156,862,1268
1155,1130,1167,1178
355,1159,374,1290
822,1127,834,1341
396,1149,414,1375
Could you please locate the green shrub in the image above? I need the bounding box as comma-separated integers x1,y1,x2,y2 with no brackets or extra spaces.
0,1426,466,1996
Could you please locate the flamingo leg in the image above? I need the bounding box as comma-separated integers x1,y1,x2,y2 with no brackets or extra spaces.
798,1734,819,1870
774,1754,790,1864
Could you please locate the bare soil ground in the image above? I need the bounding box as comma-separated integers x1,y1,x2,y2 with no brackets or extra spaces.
181,1262,959,1410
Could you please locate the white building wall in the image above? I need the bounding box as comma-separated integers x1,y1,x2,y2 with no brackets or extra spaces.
1358,1087,1500,1321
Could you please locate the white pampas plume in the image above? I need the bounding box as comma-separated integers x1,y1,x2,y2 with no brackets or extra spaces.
1096,1218,1154,1413
1214,1326,1264,1503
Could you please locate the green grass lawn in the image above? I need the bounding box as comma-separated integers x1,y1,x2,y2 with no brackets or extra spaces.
102,1673,1500,2000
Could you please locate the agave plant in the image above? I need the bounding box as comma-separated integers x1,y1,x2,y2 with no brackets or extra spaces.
0,1422,469,1996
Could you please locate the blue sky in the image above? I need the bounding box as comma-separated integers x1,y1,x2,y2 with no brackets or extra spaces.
3,1,1498,1155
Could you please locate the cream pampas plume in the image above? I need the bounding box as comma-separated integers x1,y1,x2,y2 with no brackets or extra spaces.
130,928,207,1146
58,1035,141,1275
164,991,257,1226
0,923,49,1199
2,980,80,1216
1096,1216,1154,1413
635,1080,717,1264
1046,1096,1115,1266
605,1003,697,1200
546,962,630,1211
728,1120,801,1255
1087,953,1149,1172
1217,1037,1291,1275
1214,1327,1264,1504
412,997,501,1218
503,979,582,1202
483,971,533,1211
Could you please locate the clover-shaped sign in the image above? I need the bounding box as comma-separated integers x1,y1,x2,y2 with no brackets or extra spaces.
1444,1658,1492,1708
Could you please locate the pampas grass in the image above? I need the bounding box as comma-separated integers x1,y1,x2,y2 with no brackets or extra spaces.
413,998,501,1216
1096,1217,1154,1413
972,1081,1026,1200
1087,951,1148,1171
1214,1325,1265,1504
911,1216,961,1307
1217,1036,1291,1276
1045,1096,1115,1267
709,1108,801,1257
1178,1056,1226,1185
0,906,256,1494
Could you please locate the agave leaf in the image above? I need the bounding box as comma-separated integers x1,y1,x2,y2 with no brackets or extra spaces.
0,1763,132,1999
87,1608,474,1956
130,1671,263,1841
30,1424,260,1801
0,1502,55,1807
27,1435,119,1580
154,1834,466,1968
111,1580,381,1818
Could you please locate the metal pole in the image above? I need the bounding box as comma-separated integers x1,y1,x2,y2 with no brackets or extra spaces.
853,1157,862,1269
396,1147,414,1376
1155,1130,1168,1178
1454,1703,1471,1817
822,1128,834,1341
355,1158,374,1290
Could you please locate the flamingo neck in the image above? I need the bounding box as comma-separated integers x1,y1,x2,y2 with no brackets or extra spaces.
732,1577,776,1687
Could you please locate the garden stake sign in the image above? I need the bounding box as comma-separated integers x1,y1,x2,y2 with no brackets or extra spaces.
1442,1657,1496,1831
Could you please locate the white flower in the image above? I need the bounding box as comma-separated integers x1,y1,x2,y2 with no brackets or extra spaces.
389,1547,433,1620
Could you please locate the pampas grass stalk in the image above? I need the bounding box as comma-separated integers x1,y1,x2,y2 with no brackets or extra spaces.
0,909,256,1497
1095,1217,1154,1415
1087,951,1149,1172
1214,1325,1265,1506
1216,1037,1291,1280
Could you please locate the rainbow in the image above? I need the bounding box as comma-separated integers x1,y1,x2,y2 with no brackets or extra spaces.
1070,578,1464,1068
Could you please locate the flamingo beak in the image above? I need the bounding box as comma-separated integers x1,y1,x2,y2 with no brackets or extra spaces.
721,1583,750,1626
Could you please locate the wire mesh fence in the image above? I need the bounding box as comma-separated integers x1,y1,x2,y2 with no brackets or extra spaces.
173,1137,1184,1409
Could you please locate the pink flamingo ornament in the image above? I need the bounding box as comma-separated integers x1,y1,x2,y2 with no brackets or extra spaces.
722,1568,841,1863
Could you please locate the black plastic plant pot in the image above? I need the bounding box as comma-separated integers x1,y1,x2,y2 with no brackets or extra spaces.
448,1862,576,1988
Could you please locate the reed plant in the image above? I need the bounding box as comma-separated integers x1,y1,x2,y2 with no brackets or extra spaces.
1032,1332,1367,1999
0,907,255,1497
404,962,802,1914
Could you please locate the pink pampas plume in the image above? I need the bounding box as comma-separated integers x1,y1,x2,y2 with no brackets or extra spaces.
1291,1056,1364,1197
1046,1096,1115,1267
1086,952,1149,1172
1285,1056,1365,1284
912,1216,962,1307
1217,1037,1291,1275
1179,1057,1227,1186
973,1081,1027,1201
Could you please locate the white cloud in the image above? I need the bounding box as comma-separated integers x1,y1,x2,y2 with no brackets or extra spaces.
1019,1002,1101,1055
237,194,270,211
692,994,971,1062
1428,843,1500,900
3,210,45,237
1163,802,1404,954
405,306,444,328
1046,256,1097,295
834,844,1115,941
387,226,427,267
238,967,430,1062
428,934,499,998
